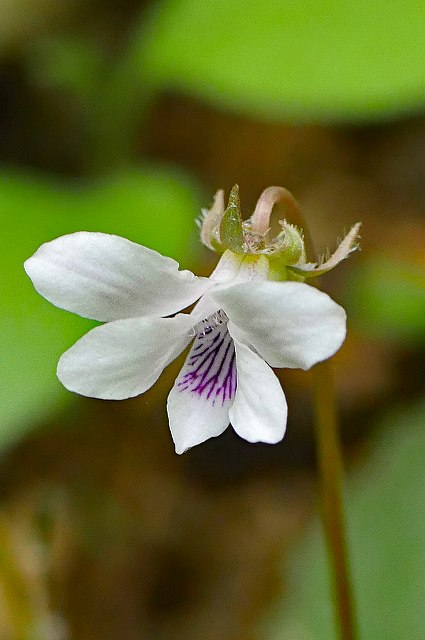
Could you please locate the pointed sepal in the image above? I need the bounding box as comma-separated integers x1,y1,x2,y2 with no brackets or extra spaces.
287,222,361,278
219,184,245,254
199,189,225,251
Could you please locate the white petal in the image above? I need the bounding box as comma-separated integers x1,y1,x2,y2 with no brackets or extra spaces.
188,251,270,323
229,337,287,444
208,249,243,283
57,314,194,399
25,232,211,321
167,321,236,454
189,294,221,323
211,281,346,369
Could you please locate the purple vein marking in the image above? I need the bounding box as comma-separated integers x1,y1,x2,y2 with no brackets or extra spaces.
177,312,237,406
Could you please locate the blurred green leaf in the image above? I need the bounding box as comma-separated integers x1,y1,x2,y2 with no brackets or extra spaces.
0,167,201,449
261,400,425,640
142,0,425,122
346,258,425,344
29,36,105,101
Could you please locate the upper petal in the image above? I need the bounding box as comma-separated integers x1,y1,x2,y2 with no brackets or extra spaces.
167,320,236,454
57,314,194,399
211,281,346,369
25,232,211,321
229,336,287,444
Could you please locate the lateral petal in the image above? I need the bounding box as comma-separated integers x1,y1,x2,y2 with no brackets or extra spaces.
57,314,194,399
25,232,211,321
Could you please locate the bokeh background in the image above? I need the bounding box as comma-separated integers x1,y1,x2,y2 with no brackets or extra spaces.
1,1,425,639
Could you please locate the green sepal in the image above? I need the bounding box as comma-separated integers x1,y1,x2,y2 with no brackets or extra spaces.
265,221,306,280
287,222,361,278
219,184,245,253
272,221,305,263
267,259,306,282
210,236,225,253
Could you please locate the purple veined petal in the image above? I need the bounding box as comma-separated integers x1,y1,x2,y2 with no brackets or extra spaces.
25,232,212,322
229,334,287,444
178,311,236,403
57,313,195,399
167,311,236,454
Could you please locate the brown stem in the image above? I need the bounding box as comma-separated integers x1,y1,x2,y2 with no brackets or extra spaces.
312,360,358,640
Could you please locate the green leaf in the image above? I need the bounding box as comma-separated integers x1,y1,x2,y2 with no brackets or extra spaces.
0,167,201,449
261,400,425,640
141,0,425,123
345,258,425,344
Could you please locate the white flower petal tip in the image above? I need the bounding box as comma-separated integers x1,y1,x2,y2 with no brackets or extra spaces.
211,281,347,370
229,338,287,444
25,232,211,322
57,314,194,400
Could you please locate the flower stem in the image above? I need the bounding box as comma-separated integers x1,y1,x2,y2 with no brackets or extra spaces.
264,187,358,638
312,359,358,640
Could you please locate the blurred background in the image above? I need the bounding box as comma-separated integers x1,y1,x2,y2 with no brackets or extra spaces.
1,1,425,638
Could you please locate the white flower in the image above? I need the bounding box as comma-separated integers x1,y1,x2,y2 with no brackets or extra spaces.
24,186,358,454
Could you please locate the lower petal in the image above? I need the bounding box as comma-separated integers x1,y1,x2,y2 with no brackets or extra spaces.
57,314,194,399
229,336,287,444
167,318,236,454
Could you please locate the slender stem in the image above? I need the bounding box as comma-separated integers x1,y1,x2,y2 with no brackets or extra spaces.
278,189,358,639
312,359,358,640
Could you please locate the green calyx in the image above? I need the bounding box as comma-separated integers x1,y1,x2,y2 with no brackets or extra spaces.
216,185,307,264
199,186,361,281
266,221,306,280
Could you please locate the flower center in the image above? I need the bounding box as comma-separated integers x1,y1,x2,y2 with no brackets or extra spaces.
190,309,228,337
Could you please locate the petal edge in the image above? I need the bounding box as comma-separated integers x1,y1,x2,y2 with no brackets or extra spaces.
229,337,287,444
